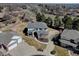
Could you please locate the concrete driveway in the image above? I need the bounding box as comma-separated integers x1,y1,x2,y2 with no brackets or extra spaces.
8,40,54,56
8,29,59,56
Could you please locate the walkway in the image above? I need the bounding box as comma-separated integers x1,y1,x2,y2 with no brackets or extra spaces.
43,29,59,55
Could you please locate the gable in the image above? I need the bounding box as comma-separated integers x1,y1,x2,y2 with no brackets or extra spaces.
27,22,48,29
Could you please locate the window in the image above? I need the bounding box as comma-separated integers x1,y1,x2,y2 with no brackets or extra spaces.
28,28,33,31
36,28,38,30
70,39,75,44
0,44,2,48
29,32,32,35
77,42,79,45
44,28,47,30
39,28,42,30
76,45,79,49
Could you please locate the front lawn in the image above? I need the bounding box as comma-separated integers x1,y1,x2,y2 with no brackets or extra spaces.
53,45,69,56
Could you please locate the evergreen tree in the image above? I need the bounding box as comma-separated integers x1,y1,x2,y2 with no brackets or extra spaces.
36,13,42,22
72,17,79,31
62,15,68,24
62,15,72,29
36,13,46,22
41,14,46,22
54,15,62,28
45,17,52,27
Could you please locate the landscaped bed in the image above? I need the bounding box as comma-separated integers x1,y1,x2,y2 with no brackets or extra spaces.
23,36,47,51
38,38,48,43
53,45,69,56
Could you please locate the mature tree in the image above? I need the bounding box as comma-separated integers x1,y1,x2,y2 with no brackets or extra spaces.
36,13,46,22
21,5,27,9
41,14,46,22
36,13,42,22
62,15,68,24
72,17,79,31
31,7,38,14
62,15,73,29
54,15,62,28
45,17,52,27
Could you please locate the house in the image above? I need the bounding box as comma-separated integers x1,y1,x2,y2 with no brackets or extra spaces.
0,31,22,52
0,51,4,56
0,13,4,21
59,29,79,52
24,22,48,39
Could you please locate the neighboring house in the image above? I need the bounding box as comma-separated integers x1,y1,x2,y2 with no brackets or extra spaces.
25,22,48,39
0,13,4,20
0,51,4,56
0,31,22,52
59,29,79,52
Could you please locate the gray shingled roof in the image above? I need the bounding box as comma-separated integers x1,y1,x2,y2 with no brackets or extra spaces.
60,39,77,47
0,51,4,56
61,29,79,41
27,22,48,28
0,31,18,45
